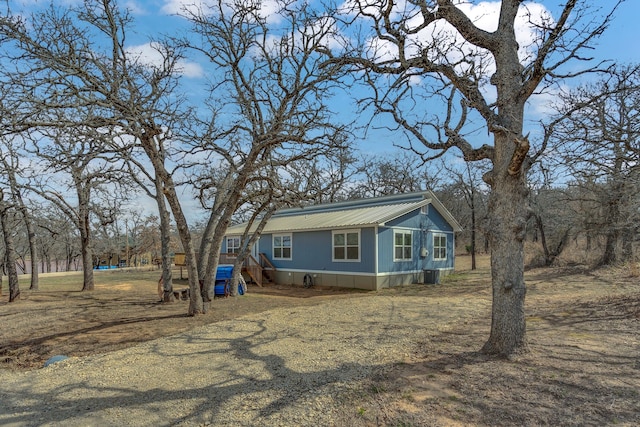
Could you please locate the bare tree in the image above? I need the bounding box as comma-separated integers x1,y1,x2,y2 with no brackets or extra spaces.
0,188,20,301
527,180,572,267
347,152,441,199
180,0,354,308
23,128,127,290
0,1,204,308
120,138,181,302
440,161,490,270
328,1,622,356
33,204,75,273
546,65,640,265
1,0,356,314
0,136,40,288
0,36,38,289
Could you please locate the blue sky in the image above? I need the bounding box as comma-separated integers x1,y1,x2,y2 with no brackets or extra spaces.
585,1,638,65
9,0,639,153
6,0,639,211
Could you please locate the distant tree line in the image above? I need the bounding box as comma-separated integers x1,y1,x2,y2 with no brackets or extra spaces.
1,0,633,358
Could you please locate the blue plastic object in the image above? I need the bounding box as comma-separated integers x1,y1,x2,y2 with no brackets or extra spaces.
213,279,245,296
44,355,69,367
214,280,228,296
216,265,233,280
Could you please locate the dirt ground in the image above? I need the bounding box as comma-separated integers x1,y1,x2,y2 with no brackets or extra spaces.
0,270,364,370
1,256,639,426
342,258,640,426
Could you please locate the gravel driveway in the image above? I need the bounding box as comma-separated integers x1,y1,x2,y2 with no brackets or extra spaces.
0,292,474,426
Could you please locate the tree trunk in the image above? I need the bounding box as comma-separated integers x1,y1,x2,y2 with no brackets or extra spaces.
534,213,552,265
621,227,633,262
151,161,201,312
198,172,249,306
7,169,39,290
201,214,233,303
80,233,95,291
140,131,202,314
1,207,20,302
198,172,254,306
197,207,225,305
155,177,174,302
27,218,40,286
230,257,244,297
168,210,201,312
481,169,528,357
598,200,620,265
470,198,477,271
181,236,202,315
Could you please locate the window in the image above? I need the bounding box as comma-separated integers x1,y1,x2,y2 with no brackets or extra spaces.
273,234,292,260
433,233,447,260
226,236,241,254
394,231,412,261
333,230,360,261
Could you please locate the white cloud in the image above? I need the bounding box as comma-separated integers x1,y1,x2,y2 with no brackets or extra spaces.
525,83,569,118
259,0,286,24
161,0,212,15
161,0,287,24
122,1,147,15
359,1,555,79
125,42,204,78
176,61,205,78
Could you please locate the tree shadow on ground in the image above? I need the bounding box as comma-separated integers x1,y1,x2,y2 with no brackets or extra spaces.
359,342,640,426
0,318,385,426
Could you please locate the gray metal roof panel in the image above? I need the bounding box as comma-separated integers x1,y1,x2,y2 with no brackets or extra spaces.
225,200,429,235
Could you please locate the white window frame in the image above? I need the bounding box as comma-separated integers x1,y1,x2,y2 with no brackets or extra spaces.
332,229,361,262
433,233,447,261
226,236,241,254
272,233,292,260
393,230,413,261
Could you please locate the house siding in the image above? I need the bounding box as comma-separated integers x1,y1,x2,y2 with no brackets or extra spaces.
259,227,376,274
378,205,456,277
222,191,461,290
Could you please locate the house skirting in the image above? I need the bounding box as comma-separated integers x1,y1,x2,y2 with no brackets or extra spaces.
272,268,454,291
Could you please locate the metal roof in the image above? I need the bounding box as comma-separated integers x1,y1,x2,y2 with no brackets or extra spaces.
225,191,463,236
225,199,432,235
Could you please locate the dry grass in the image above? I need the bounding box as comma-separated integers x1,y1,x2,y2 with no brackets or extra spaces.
0,267,362,370
2,253,639,426
333,253,640,426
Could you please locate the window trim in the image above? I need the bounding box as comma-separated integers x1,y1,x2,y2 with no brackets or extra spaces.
393,230,413,262
433,233,447,261
272,233,293,260
226,236,241,254
332,229,361,262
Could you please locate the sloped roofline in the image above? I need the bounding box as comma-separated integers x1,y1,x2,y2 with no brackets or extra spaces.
225,190,463,235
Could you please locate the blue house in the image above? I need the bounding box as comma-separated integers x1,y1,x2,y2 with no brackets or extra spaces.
222,191,462,290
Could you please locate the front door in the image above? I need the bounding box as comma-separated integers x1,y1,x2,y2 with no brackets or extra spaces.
251,237,260,262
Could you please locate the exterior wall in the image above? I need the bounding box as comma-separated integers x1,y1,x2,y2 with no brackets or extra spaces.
273,270,378,291
258,227,377,274
272,266,455,290
378,205,456,278
375,268,455,288
222,194,460,291
253,227,378,290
